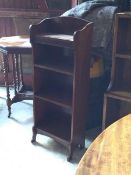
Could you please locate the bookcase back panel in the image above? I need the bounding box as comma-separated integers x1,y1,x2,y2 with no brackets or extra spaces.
116,18,131,54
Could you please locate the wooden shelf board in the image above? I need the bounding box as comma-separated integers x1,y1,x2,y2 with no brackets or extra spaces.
35,93,72,109
106,90,131,102
117,12,131,18
116,53,131,59
35,63,73,76
36,115,71,142
35,34,74,48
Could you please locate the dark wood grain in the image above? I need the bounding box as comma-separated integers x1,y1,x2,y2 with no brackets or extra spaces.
30,16,93,161
103,12,131,129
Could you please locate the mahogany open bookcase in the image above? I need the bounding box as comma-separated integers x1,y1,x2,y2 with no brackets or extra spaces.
30,16,93,161
102,12,131,129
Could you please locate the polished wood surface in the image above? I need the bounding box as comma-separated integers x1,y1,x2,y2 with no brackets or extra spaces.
75,114,131,175
0,35,31,49
103,13,131,129
30,16,93,161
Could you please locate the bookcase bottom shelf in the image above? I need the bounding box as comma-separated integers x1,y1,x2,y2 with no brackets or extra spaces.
103,92,131,128
31,115,75,161
32,114,71,143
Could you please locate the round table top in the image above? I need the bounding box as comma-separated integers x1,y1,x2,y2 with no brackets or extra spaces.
0,35,31,48
75,114,131,175
0,35,32,54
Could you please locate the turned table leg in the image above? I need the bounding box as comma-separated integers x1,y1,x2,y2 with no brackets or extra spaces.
2,53,12,118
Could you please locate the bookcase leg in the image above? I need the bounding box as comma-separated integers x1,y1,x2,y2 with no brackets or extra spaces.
67,144,74,162
31,126,37,143
102,94,108,130
78,143,84,150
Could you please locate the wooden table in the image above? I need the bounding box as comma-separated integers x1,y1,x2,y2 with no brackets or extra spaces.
0,35,33,117
75,114,131,175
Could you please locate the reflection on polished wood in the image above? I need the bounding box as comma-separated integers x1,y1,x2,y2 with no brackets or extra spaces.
75,114,131,175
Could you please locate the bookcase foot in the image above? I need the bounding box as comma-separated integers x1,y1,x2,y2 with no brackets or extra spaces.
31,127,37,143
